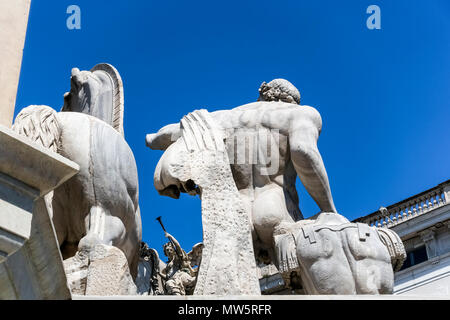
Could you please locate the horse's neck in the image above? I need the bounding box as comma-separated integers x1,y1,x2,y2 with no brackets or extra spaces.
90,86,113,126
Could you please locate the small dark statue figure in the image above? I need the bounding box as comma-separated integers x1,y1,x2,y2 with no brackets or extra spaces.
160,232,203,295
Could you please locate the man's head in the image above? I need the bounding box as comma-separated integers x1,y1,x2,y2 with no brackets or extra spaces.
258,79,300,105
63,67,104,114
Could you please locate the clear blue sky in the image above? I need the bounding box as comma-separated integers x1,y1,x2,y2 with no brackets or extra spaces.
15,0,450,259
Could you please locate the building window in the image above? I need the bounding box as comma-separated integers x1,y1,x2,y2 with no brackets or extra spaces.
399,246,428,271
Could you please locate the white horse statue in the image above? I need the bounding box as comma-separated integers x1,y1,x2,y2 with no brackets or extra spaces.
12,64,142,280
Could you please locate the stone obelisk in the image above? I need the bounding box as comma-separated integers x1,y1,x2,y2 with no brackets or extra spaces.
0,1,80,299
0,0,31,127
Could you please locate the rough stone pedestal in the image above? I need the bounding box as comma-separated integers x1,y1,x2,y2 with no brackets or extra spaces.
64,244,137,296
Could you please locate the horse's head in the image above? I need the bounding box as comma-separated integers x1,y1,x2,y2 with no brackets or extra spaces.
153,138,200,199
151,110,226,199
63,67,105,114
62,64,124,135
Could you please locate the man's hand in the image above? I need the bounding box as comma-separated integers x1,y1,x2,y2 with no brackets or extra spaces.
146,123,181,150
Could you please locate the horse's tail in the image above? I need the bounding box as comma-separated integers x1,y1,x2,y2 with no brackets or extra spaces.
376,227,407,272
12,105,61,153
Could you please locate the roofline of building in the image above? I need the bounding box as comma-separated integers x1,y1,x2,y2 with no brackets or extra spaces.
353,179,450,223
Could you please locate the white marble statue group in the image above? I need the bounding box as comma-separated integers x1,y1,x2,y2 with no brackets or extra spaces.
12,63,406,296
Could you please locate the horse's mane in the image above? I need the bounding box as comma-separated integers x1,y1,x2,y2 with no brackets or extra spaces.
90,63,124,136
12,105,61,153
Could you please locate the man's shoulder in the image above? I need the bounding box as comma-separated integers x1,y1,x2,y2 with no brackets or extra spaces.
233,101,321,116
288,105,322,129
215,102,322,129
290,104,321,117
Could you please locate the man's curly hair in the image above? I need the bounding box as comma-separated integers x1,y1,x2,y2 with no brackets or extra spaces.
258,79,300,105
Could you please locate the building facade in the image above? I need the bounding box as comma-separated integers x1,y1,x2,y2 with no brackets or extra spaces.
355,179,450,295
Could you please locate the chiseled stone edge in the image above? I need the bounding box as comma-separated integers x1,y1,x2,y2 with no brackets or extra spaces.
0,126,79,299
72,294,449,300
0,125,80,196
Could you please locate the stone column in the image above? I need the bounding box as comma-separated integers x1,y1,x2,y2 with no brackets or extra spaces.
419,228,437,259
443,184,450,204
0,0,31,127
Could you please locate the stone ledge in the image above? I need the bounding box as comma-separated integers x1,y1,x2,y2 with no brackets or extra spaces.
0,126,79,299
72,294,450,300
0,125,79,196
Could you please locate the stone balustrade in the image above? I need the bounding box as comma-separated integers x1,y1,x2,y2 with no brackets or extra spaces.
354,180,449,228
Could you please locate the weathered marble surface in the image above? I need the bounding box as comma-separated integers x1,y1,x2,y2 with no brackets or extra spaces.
274,212,406,294
12,106,142,280
1,199,74,299
0,124,79,197
62,63,125,136
150,110,261,295
0,125,79,299
147,78,334,267
0,0,31,127
147,79,405,295
0,125,79,260
64,244,137,296
6,62,144,297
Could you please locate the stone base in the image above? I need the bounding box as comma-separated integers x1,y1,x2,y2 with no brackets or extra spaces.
72,294,449,300
0,125,79,299
64,244,137,296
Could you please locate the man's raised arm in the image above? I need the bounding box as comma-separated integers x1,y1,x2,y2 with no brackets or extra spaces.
146,123,181,150
288,110,337,213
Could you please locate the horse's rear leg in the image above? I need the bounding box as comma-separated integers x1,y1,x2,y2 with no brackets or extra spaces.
78,206,126,252
68,206,135,294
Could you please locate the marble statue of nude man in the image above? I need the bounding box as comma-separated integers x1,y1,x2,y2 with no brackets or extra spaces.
146,79,337,264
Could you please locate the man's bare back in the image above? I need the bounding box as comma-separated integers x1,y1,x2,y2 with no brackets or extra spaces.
209,102,312,245
146,79,404,293
148,100,335,255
